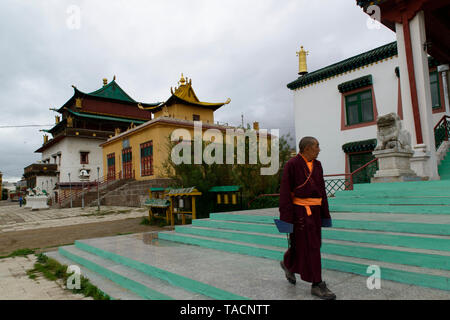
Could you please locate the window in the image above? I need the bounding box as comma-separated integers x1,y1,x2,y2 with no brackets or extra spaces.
345,90,374,126
193,114,200,121
430,71,441,109
80,152,89,164
140,141,153,176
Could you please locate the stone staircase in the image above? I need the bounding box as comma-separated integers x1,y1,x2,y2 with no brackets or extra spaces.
59,179,130,208
98,179,173,207
47,176,450,299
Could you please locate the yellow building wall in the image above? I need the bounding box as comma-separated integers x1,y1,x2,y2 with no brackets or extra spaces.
102,123,220,181
154,104,214,124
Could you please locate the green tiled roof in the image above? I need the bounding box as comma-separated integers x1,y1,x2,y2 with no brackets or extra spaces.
65,109,146,124
342,139,377,153
338,75,373,93
69,80,161,108
287,42,442,91
287,42,397,90
209,186,242,193
86,80,137,103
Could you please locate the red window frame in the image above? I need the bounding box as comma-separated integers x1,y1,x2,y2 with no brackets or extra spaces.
107,153,116,180
140,141,153,177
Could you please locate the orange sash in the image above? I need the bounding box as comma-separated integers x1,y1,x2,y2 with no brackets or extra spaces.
292,197,322,216
290,153,321,216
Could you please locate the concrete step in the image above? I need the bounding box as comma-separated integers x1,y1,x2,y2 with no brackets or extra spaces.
168,226,450,270
72,233,450,298
71,238,248,300
186,222,450,251
45,250,144,300
158,231,450,291
57,245,175,299
328,204,450,214
55,244,225,300
193,217,450,236
329,197,450,205
352,180,450,191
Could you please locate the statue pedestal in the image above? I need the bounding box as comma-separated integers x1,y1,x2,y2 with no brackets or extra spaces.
30,195,49,210
371,148,421,183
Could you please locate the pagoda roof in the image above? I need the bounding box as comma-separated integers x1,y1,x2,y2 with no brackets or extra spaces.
57,78,161,112
139,74,230,112
65,109,147,124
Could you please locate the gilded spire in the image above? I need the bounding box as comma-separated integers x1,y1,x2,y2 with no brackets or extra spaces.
179,73,186,85
296,46,309,75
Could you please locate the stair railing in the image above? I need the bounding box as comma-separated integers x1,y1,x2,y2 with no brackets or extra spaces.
434,115,450,150
58,171,130,207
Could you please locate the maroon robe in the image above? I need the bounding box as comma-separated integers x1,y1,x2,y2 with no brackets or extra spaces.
279,154,332,283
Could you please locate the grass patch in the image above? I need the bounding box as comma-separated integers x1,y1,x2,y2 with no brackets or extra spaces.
27,253,110,300
0,248,36,259
116,232,133,236
140,216,169,227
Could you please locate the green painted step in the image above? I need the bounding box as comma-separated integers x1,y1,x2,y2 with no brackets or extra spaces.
352,180,450,191
329,197,450,205
334,190,450,198
329,204,450,214
195,218,450,236
158,232,450,291
59,247,173,300
182,224,450,252
172,227,450,270
74,240,248,300
209,213,274,224
332,219,450,236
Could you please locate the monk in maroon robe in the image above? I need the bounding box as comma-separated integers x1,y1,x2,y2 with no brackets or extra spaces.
279,136,336,300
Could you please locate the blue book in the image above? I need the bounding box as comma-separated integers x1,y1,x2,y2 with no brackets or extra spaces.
274,219,293,233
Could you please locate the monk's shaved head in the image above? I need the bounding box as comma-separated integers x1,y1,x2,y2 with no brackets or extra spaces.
299,136,318,153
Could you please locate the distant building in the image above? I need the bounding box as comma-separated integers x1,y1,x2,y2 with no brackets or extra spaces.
101,74,234,180
26,77,159,201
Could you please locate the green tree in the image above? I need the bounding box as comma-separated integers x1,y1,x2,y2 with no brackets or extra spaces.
162,130,293,216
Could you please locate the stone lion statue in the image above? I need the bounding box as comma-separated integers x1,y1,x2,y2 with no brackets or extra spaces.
375,112,411,151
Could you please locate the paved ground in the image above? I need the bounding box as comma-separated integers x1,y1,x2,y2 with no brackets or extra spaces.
0,203,151,233
0,203,166,300
0,254,92,300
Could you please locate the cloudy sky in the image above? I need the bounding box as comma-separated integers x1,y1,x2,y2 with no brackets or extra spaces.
0,0,395,182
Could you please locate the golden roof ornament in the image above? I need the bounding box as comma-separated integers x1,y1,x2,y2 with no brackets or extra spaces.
179,73,186,85
296,46,309,75
103,78,108,86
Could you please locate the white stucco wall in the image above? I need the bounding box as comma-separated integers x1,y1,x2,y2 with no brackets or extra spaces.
41,137,104,183
292,56,399,175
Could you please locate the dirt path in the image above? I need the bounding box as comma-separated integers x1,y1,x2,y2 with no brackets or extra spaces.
0,217,166,256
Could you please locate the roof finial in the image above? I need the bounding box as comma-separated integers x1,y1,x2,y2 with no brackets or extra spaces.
296,45,309,75
103,78,108,86
179,73,186,85
113,75,116,81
